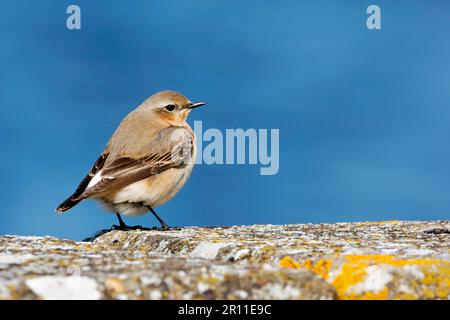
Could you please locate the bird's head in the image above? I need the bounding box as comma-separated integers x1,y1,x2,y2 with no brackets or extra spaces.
142,90,206,126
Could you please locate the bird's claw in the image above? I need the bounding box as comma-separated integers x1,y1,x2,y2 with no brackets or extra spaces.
112,224,151,231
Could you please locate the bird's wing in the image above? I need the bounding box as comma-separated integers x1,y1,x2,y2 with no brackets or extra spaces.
56,153,108,213
74,126,194,200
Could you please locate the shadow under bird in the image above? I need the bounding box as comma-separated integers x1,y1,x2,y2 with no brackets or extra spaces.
56,90,206,231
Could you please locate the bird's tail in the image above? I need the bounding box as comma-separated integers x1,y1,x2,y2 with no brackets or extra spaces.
55,196,81,214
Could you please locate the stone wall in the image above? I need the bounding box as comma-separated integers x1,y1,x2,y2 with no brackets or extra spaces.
0,220,449,299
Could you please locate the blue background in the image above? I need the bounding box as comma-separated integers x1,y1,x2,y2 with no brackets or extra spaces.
1,1,449,240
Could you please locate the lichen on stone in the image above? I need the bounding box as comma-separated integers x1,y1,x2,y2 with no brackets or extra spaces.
1,220,449,299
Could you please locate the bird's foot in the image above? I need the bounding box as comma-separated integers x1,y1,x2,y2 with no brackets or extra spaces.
160,222,170,231
161,225,182,231
111,224,178,231
82,228,115,242
116,224,181,231
112,224,154,231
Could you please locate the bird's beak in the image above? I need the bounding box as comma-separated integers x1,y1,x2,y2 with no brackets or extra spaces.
186,102,206,109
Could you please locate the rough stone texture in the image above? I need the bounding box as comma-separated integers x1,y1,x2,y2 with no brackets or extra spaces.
0,220,449,300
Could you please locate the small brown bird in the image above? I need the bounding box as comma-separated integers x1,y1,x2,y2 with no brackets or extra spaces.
56,90,206,230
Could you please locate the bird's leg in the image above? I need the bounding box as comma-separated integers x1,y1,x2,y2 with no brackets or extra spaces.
112,210,171,232
116,213,127,228
112,213,130,230
147,206,170,230
113,212,152,231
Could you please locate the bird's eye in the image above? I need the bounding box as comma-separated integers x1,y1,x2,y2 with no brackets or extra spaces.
165,104,176,112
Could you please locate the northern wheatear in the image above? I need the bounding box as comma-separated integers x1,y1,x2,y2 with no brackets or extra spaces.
56,90,205,230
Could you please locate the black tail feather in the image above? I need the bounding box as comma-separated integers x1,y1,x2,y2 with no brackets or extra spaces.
55,154,108,214
55,197,81,214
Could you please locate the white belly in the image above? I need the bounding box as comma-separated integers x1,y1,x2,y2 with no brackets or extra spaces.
99,164,194,216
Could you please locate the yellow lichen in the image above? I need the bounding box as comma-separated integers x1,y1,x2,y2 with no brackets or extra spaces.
333,255,450,300
279,256,332,280
300,259,333,280
421,288,435,299
344,254,447,267
332,259,368,299
279,256,301,269
420,264,450,299
280,254,450,300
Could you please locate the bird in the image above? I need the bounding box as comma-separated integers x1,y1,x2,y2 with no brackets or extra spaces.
56,90,206,230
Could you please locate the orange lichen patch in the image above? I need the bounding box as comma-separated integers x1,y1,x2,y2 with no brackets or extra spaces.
332,254,450,300
280,256,333,280
281,254,450,300
279,256,301,269
279,253,450,300
332,258,369,299
344,254,447,267
419,264,450,299
301,259,333,280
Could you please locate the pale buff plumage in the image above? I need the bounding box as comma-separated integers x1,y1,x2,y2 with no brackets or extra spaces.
56,90,205,228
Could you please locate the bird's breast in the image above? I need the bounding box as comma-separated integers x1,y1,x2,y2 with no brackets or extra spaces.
104,163,194,215
100,128,197,216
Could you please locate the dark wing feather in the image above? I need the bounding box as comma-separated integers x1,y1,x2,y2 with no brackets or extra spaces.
73,128,193,201
55,153,108,213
